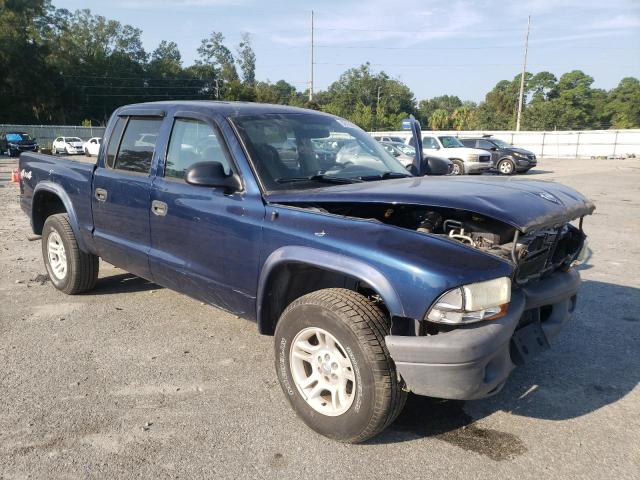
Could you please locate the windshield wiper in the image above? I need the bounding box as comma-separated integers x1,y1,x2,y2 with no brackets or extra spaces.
274,174,362,185
357,171,412,181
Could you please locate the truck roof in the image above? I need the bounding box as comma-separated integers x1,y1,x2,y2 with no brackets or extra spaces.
118,100,328,118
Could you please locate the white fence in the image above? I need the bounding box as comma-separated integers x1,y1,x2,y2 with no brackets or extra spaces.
371,129,640,159
0,124,106,149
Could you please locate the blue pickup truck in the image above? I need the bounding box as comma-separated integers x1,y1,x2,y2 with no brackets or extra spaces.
19,101,594,443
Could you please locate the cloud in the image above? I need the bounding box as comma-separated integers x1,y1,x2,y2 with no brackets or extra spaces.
113,0,248,8
268,0,487,47
591,15,640,30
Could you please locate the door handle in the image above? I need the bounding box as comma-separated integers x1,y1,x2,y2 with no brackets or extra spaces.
151,200,168,216
95,188,108,202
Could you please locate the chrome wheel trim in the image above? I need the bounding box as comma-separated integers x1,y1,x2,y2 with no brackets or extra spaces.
451,163,461,175
499,160,513,174
289,327,356,417
47,230,67,280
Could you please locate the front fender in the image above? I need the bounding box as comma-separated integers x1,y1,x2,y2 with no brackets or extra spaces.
256,246,405,333
33,182,87,252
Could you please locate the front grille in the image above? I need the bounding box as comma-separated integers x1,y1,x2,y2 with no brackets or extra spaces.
479,155,491,162
515,225,584,284
527,154,536,160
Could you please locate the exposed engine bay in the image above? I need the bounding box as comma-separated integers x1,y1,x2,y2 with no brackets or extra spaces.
303,202,587,284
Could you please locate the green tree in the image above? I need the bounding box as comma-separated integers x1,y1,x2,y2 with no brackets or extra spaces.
236,33,256,85
0,0,61,123
149,40,182,78
317,63,415,130
416,95,462,126
604,77,640,128
428,109,450,130
451,105,476,131
197,31,238,99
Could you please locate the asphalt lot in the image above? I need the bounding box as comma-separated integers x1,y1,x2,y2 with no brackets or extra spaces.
0,155,639,479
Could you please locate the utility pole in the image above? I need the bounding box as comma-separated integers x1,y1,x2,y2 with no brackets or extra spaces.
375,85,382,131
515,14,531,131
309,10,314,102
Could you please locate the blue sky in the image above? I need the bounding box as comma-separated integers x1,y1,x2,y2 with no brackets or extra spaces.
55,0,640,102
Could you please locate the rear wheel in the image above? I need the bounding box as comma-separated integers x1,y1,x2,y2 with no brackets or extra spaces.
451,159,464,175
275,288,406,443
42,214,99,294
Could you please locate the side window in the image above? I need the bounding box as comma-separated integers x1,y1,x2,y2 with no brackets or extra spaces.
105,118,126,169
423,137,438,149
477,139,494,149
113,117,162,174
165,118,232,180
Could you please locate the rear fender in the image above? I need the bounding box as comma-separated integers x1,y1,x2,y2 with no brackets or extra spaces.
32,182,87,252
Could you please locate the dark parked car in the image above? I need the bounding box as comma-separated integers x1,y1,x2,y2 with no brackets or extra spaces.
0,131,39,157
460,137,537,174
19,101,593,443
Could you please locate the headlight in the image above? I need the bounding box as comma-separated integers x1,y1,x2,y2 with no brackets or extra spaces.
8,142,18,147
465,153,478,161
426,277,511,325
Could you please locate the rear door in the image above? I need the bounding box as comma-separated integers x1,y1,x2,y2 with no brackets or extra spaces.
148,112,264,315
92,115,164,279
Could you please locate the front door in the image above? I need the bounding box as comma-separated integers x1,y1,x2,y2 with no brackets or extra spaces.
92,116,164,279
148,114,264,316
476,139,500,165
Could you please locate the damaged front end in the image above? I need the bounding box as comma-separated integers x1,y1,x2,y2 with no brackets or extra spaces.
295,202,588,285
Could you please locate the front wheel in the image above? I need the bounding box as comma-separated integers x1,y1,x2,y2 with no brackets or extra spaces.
275,289,407,443
451,159,464,175
42,213,99,294
498,159,515,175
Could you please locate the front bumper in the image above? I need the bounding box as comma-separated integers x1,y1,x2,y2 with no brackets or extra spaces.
515,157,537,170
386,269,580,400
465,160,491,174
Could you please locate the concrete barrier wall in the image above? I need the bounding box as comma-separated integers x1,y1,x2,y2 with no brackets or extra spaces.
370,129,640,158
0,124,107,149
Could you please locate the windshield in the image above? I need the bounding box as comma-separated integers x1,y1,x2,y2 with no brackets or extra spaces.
491,138,512,148
6,133,31,141
66,137,82,143
232,113,409,191
438,136,464,148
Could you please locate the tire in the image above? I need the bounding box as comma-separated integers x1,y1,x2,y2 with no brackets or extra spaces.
85,148,90,157
42,213,99,294
275,288,407,443
498,159,515,175
451,159,464,175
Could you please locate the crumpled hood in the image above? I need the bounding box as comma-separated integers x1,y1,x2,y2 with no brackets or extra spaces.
265,176,595,233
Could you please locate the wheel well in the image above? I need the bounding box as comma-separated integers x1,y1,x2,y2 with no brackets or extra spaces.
259,263,390,335
32,191,67,235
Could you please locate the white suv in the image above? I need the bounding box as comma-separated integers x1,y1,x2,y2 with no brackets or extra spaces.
406,134,491,175
53,137,85,155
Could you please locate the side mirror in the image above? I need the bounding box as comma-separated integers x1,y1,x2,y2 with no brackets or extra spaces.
185,161,242,192
408,157,452,176
490,146,498,151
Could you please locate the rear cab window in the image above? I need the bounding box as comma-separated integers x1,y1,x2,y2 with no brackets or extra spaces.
105,117,162,174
